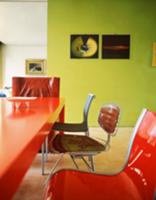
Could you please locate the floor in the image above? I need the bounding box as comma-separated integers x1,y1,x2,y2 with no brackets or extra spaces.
13,127,133,200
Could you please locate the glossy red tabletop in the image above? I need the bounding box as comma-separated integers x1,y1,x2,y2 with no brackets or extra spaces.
0,97,64,200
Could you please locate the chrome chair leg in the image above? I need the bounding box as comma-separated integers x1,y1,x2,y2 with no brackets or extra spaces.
41,137,49,175
45,136,49,161
89,156,95,171
81,156,94,171
85,130,95,171
41,142,45,175
70,154,94,171
70,155,79,169
44,154,64,186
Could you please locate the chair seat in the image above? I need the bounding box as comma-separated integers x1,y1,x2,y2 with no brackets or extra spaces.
51,134,105,153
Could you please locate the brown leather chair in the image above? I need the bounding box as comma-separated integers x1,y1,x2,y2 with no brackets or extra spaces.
47,103,120,179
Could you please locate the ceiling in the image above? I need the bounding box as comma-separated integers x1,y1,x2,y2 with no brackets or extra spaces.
0,0,47,45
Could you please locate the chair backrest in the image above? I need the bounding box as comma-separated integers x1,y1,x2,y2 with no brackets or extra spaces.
12,77,60,97
97,104,120,148
83,93,95,126
98,104,120,135
124,109,156,199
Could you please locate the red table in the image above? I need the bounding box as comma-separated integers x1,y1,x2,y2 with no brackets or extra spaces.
0,97,65,200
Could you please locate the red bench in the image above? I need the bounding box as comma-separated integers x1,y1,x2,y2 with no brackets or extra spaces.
44,109,156,200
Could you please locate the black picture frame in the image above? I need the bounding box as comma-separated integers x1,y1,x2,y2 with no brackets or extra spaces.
70,34,99,59
102,34,130,59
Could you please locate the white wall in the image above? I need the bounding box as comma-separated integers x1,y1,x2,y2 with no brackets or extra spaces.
2,44,47,87
0,2,47,45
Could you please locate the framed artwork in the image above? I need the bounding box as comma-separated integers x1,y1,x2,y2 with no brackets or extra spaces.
70,34,99,58
102,34,130,59
25,59,46,75
152,43,156,67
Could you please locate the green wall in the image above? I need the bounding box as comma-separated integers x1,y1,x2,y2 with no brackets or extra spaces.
48,0,156,126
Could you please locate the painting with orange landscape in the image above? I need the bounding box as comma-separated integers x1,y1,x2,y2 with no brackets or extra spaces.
102,35,130,59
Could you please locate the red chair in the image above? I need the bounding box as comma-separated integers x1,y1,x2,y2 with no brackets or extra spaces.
12,76,61,175
44,108,156,200
12,77,60,97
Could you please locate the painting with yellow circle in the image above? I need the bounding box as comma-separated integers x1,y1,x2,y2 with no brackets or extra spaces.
70,35,99,59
